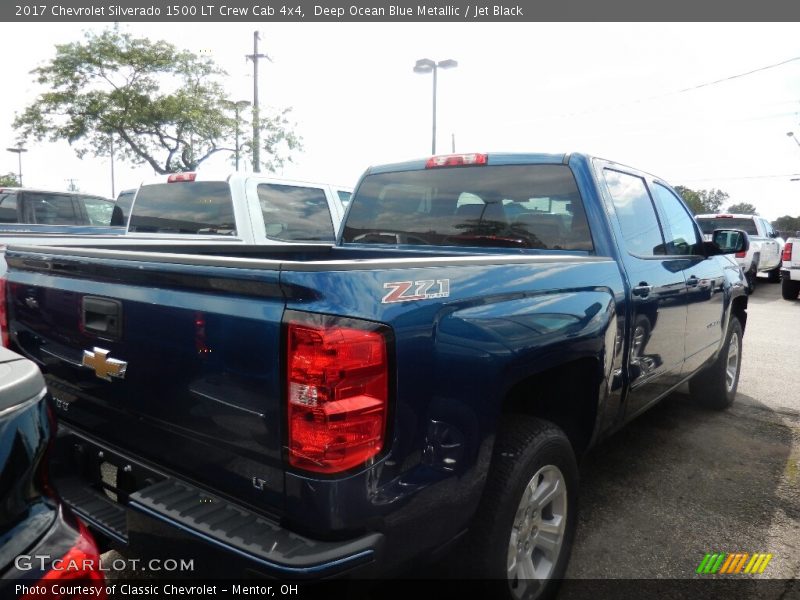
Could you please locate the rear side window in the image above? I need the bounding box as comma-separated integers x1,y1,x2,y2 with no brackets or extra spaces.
651,183,702,255
342,164,593,251
696,217,757,236
80,195,114,226
128,182,236,235
257,184,335,242
603,169,665,257
337,190,352,206
25,192,78,225
112,190,136,226
0,192,17,223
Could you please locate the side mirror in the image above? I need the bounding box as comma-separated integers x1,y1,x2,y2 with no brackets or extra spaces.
708,229,749,255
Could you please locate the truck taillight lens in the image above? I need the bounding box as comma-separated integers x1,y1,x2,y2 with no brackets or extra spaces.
735,250,746,258
0,278,8,347
425,153,488,168
20,521,106,600
783,242,793,262
286,314,390,474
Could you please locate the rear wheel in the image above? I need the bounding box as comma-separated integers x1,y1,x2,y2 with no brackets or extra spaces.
466,416,578,600
689,316,743,410
782,278,800,300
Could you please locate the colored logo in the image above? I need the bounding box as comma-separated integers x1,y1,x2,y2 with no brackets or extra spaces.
696,552,773,575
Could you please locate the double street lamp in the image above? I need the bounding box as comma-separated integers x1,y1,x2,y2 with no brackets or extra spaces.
413,58,458,154
6,146,27,186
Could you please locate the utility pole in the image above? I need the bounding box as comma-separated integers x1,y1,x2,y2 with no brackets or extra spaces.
65,178,79,192
246,31,270,173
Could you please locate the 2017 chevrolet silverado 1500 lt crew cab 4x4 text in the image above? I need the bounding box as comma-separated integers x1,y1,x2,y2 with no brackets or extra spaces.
2,153,749,598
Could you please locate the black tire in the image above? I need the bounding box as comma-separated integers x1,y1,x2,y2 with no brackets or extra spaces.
465,416,578,600
689,316,743,410
767,265,781,283
782,278,800,300
745,270,757,294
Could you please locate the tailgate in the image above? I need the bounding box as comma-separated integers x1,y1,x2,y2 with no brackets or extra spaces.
6,255,287,515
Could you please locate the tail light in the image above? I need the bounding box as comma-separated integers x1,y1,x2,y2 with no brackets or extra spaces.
735,250,747,258
167,172,196,183
783,242,793,262
286,313,390,474
426,153,488,168
20,521,106,600
0,278,8,347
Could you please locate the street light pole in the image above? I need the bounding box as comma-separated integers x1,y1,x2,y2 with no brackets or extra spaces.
6,146,27,186
414,58,458,154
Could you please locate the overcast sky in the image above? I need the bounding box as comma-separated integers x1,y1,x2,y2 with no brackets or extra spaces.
1,22,800,220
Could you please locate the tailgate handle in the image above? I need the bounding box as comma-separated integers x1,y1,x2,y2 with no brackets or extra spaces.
82,297,123,339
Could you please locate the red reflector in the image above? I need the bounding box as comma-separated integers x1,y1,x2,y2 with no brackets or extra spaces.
784,242,793,262
20,521,106,600
0,279,8,348
167,172,197,183
425,153,488,168
286,319,389,474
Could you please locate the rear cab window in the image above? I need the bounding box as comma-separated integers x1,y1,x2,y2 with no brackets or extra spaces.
342,164,593,251
257,183,335,242
23,191,79,224
78,195,114,226
696,217,758,237
128,182,236,235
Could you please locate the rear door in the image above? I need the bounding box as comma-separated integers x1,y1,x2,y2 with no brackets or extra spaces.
599,166,688,417
650,182,725,374
7,257,288,513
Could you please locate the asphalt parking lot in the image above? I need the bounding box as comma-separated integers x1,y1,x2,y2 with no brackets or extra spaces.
564,278,800,592
103,279,800,592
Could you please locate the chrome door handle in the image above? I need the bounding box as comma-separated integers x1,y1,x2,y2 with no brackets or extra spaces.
632,283,653,298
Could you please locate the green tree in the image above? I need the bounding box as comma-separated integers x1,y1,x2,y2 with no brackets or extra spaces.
674,186,728,215
0,172,19,186
726,202,758,215
13,27,301,174
773,215,800,237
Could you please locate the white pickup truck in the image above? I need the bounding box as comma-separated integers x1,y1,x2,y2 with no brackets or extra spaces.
0,173,350,278
115,172,349,243
696,214,783,292
781,237,800,300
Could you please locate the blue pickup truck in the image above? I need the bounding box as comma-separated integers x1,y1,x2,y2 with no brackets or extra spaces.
2,153,748,597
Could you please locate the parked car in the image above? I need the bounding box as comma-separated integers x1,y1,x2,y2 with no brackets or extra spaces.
2,152,748,598
118,173,349,243
695,214,783,292
0,188,113,227
0,345,105,591
780,237,800,300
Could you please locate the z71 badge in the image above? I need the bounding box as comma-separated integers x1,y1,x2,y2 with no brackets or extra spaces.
382,279,450,304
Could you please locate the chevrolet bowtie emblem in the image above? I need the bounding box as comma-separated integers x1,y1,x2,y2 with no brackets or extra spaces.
82,347,127,381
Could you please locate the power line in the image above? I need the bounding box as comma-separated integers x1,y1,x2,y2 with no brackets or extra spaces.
501,56,800,126
681,173,800,182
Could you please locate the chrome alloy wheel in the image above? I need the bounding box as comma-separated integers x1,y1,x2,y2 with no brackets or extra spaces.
507,465,567,599
725,330,740,393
